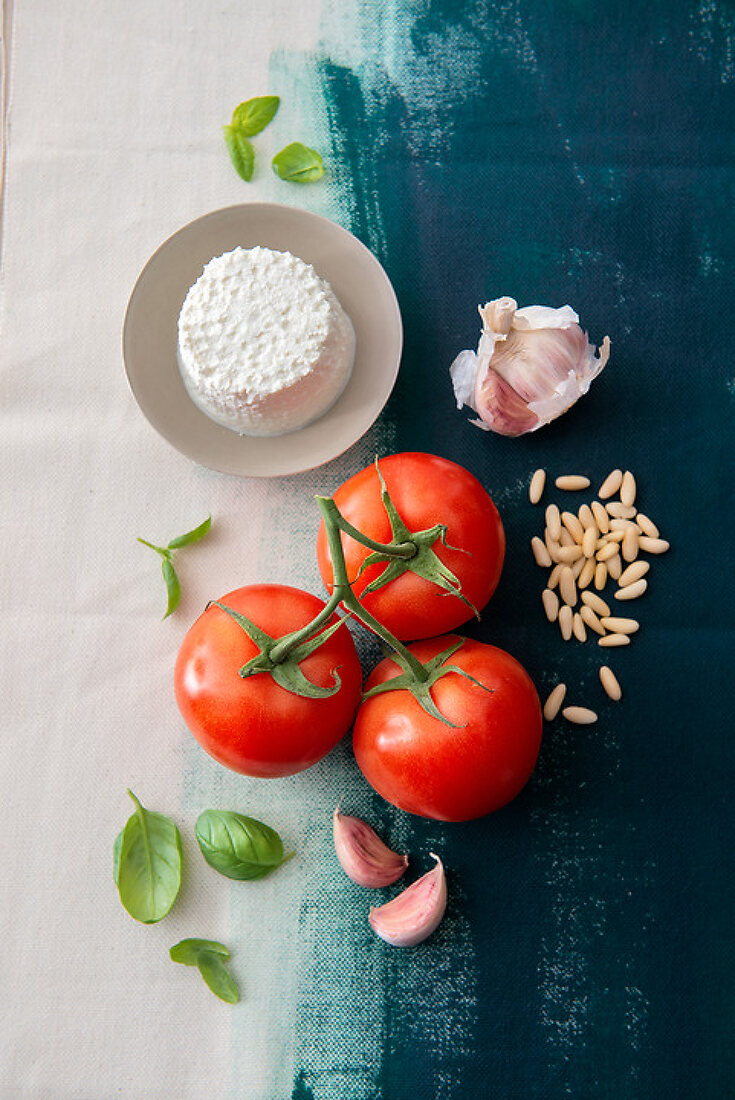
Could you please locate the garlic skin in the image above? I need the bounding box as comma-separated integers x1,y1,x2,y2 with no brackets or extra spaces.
450,297,611,437
333,806,408,888
368,853,447,947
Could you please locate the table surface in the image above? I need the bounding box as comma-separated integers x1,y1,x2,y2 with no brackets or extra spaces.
2,2,734,1098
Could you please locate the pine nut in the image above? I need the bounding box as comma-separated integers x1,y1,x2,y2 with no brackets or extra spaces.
622,528,639,563
599,469,623,499
543,683,566,720
618,561,649,587
582,526,598,558
591,501,610,533
559,528,575,547
572,612,587,642
529,468,546,504
531,536,552,567
555,475,591,491
559,567,577,607
578,557,596,589
571,556,585,579
545,503,562,541
604,529,625,543
561,512,585,543
562,706,598,724
578,504,595,529
609,517,639,531
558,604,573,640
548,563,563,589
600,616,639,634
606,502,637,519
594,562,608,590
580,604,605,635
607,553,622,581
558,544,584,564
544,531,561,563
635,513,659,538
582,591,611,617
596,542,618,562
614,578,648,600
542,589,560,622
620,470,637,507
598,633,631,647
599,666,622,701
637,536,670,554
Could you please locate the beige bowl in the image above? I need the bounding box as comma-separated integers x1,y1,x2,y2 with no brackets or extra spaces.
122,203,403,477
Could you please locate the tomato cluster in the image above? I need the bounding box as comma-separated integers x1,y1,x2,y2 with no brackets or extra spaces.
174,453,542,821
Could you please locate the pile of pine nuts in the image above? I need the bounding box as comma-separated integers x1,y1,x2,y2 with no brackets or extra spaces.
529,468,670,725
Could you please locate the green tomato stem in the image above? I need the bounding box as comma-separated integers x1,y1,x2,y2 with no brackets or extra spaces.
259,496,430,686
322,506,417,561
266,587,342,665
315,497,430,684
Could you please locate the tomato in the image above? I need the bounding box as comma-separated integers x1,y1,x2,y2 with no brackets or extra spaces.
353,636,542,821
316,453,505,641
174,585,363,778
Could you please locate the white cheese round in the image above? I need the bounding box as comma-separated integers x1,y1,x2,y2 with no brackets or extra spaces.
177,246,356,437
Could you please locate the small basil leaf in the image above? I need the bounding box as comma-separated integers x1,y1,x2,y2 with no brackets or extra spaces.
112,829,123,885
115,790,182,923
231,95,280,136
161,558,181,619
195,809,292,880
167,515,212,549
271,142,324,183
224,126,255,181
170,938,230,966
197,951,240,1004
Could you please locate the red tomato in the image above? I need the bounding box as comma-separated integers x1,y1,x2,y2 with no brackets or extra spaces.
174,585,363,778
353,636,542,821
316,453,505,641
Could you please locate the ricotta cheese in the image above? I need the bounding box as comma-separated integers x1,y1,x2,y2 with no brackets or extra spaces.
177,246,356,437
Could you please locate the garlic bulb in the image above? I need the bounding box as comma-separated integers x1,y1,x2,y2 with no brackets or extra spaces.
450,297,610,437
333,806,408,888
368,853,447,946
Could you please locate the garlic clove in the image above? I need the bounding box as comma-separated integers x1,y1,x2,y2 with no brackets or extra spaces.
473,358,541,436
450,296,610,437
333,806,408,888
368,853,447,947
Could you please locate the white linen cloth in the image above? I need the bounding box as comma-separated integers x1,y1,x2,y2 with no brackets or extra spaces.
0,2,398,1096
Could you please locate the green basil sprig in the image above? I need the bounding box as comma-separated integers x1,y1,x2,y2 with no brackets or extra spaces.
137,514,211,618
170,938,239,1004
195,809,294,880
113,790,182,923
224,95,279,180
271,142,324,183
231,95,280,136
223,126,255,182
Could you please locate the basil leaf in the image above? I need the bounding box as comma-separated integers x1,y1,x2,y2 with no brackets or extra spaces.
271,142,324,183
167,515,212,549
170,939,239,1004
161,558,181,619
115,790,182,923
231,95,280,136
195,809,293,880
197,951,240,1004
170,938,230,966
224,125,255,181
112,829,122,885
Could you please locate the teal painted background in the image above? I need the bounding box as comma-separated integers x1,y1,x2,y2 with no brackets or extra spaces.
271,3,735,1096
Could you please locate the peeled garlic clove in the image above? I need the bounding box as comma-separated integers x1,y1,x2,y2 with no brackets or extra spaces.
368,853,447,946
333,806,408,888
